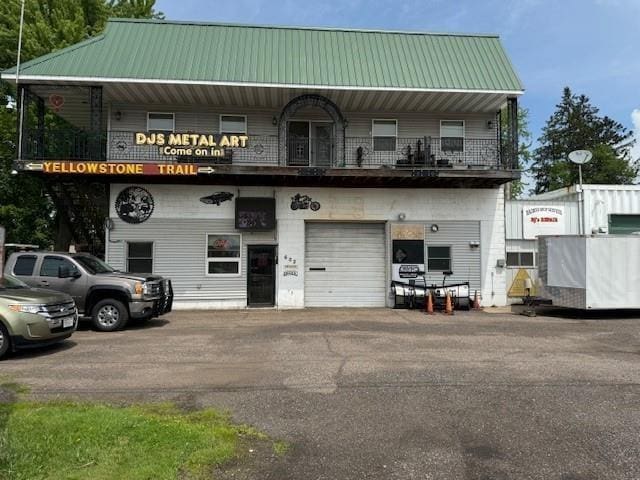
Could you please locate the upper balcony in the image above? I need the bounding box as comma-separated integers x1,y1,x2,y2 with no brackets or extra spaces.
22,129,502,169
3,19,524,188
12,84,520,188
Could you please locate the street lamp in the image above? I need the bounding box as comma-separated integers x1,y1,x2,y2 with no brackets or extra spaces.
568,149,593,235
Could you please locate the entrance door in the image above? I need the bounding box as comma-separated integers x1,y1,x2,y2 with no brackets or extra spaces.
312,123,333,167
287,121,310,166
247,246,276,307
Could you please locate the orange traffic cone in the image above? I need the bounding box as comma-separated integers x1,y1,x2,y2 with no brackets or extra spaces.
445,292,453,315
472,290,481,310
425,291,434,314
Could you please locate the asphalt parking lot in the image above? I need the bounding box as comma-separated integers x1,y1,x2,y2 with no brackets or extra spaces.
2,307,640,479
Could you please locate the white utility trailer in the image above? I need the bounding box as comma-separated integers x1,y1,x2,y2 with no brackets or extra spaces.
537,235,640,309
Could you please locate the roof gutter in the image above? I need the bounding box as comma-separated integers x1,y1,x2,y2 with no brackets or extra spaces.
0,74,524,96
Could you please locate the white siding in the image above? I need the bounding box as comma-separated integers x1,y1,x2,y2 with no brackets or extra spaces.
108,103,497,140
584,187,640,234
107,217,275,305
107,184,508,309
423,221,481,292
107,184,276,308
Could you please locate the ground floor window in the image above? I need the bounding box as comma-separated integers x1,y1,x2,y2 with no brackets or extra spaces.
207,234,241,275
427,246,452,271
392,239,425,264
127,242,154,273
506,251,535,267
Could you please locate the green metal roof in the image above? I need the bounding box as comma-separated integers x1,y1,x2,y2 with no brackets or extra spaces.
3,19,524,92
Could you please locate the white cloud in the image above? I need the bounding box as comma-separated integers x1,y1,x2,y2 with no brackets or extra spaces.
631,109,640,164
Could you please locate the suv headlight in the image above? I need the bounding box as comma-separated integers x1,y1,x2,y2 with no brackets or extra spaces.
134,282,151,296
9,304,44,314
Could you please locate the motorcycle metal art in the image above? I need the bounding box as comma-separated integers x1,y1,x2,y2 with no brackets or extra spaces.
290,194,320,211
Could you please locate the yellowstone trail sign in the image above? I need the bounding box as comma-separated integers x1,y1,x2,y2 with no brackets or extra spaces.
24,161,218,176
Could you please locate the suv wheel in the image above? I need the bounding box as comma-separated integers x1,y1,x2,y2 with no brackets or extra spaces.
91,299,129,332
0,323,11,359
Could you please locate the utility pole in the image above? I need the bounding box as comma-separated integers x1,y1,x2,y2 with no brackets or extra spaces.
16,0,26,161
568,150,593,235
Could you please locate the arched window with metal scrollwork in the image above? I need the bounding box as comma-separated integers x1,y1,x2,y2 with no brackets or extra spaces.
277,94,346,167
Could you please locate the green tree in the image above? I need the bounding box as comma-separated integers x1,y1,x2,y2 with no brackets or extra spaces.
531,87,637,194
0,0,162,245
107,0,164,19
502,106,533,199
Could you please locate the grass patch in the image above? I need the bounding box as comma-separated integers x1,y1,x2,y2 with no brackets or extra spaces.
0,383,30,395
272,440,290,457
0,401,273,480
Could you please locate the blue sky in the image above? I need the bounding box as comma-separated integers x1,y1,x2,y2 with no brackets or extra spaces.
157,0,640,174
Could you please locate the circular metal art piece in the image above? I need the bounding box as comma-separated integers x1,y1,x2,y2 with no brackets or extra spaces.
115,186,154,224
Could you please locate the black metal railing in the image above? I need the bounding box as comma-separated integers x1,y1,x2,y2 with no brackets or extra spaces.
343,137,501,169
21,129,509,169
22,128,106,161
287,137,333,167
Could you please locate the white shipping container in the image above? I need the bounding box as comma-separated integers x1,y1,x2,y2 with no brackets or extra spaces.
538,235,640,309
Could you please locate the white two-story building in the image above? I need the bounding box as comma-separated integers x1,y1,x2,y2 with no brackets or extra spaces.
3,18,524,309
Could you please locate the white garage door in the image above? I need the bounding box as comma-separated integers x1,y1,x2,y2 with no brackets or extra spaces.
305,222,386,307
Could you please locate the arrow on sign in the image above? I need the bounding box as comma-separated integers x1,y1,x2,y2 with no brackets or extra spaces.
197,166,216,174
25,162,44,171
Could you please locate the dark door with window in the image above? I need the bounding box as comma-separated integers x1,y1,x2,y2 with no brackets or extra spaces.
247,246,276,307
287,121,310,166
312,123,333,166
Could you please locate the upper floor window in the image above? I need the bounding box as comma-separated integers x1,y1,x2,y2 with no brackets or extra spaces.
220,115,247,135
372,119,397,152
147,112,175,132
440,120,464,152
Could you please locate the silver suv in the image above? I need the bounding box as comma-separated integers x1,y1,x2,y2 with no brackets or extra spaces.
4,252,172,331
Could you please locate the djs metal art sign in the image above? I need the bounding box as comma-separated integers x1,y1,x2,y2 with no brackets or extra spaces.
522,206,565,239
135,132,249,158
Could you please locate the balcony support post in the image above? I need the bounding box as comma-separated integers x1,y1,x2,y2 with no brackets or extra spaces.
36,94,45,160
16,84,30,161
506,96,518,169
89,86,103,160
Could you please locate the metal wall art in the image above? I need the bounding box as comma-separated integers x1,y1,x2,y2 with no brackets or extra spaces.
290,194,320,211
115,186,154,224
200,192,234,205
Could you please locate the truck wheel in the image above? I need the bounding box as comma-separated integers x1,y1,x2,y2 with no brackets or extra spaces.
0,323,11,359
91,299,129,332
